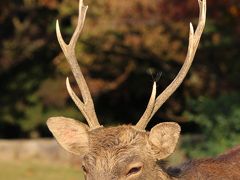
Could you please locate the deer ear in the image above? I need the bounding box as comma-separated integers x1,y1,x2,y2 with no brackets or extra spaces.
47,117,89,156
149,122,180,160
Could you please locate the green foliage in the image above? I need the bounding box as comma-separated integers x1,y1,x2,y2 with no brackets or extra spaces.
183,93,240,158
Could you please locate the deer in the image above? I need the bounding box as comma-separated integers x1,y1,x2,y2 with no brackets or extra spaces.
47,0,240,179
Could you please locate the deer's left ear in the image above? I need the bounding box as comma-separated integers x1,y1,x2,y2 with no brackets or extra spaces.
149,122,180,160
47,117,89,157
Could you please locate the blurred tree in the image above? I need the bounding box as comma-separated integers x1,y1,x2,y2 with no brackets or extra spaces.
0,0,59,138
184,93,240,158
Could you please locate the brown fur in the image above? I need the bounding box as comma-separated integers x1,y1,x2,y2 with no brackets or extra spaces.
82,125,168,180
76,125,240,179
48,117,240,180
169,145,240,180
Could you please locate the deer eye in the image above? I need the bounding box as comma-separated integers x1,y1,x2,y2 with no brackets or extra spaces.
126,163,143,177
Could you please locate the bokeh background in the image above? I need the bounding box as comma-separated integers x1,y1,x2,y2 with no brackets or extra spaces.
0,0,240,179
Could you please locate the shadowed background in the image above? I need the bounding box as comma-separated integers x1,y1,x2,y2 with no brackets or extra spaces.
0,0,240,179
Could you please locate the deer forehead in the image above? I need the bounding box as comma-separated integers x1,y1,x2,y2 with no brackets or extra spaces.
82,126,152,169
89,126,149,151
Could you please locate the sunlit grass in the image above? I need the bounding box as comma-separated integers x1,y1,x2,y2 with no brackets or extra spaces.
0,160,84,180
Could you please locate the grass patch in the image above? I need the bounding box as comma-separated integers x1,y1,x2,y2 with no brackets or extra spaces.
0,160,84,180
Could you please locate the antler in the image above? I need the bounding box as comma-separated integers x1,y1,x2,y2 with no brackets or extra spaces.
136,0,206,130
56,0,101,129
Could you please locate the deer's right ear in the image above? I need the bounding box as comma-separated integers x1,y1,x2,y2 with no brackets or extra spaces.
149,122,180,160
47,117,89,156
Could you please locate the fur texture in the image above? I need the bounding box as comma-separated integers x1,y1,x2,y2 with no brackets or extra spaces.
48,119,240,180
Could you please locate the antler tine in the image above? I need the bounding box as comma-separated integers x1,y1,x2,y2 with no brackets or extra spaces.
135,82,156,130
66,77,91,125
151,0,206,119
135,0,206,130
56,0,101,129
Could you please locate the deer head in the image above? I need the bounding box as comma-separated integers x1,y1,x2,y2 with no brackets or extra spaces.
47,0,206,179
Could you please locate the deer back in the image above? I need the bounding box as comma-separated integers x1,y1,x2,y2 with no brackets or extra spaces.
168,145,240,180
